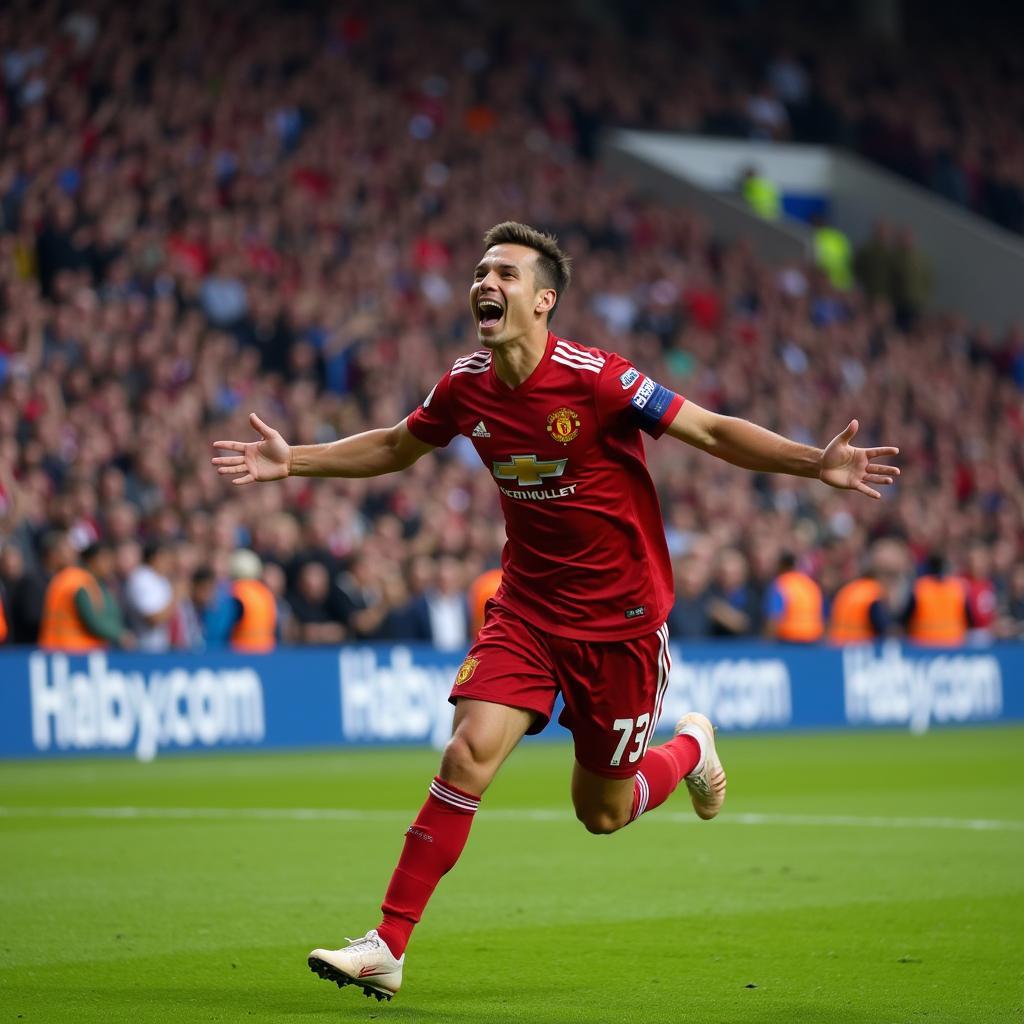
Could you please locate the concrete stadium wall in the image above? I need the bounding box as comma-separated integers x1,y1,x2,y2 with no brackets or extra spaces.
609,131,829,195
1,642,1021,761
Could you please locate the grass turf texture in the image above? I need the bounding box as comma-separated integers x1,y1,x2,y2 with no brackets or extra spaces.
1,727,1022,1023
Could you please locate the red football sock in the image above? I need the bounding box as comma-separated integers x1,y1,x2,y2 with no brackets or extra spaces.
376,777,480,958
629,733,701,822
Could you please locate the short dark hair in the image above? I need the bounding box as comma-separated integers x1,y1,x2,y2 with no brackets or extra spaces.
481,221,572,320
142,540,170,564
81,542,111,565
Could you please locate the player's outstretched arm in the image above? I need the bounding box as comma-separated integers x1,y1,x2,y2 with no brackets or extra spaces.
212,413,435,486
665,402,899,500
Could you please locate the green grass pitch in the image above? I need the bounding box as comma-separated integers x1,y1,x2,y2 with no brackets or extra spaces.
2,727,1022,1023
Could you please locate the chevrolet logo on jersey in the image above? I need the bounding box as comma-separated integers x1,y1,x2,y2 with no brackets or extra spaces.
492,455,568,486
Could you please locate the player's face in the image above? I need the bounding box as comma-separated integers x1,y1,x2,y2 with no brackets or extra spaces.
470,244,552,347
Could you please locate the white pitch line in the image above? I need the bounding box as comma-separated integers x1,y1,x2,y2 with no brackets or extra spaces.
1,806,1022,832
704,812,1024,832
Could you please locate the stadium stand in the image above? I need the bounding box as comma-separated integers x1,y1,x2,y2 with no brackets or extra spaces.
1,0,1023,648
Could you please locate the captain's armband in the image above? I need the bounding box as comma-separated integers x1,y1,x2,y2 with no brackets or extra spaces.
630,377,681,436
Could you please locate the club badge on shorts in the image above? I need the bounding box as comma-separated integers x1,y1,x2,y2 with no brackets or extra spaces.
546,407,581,444
454,656,480,686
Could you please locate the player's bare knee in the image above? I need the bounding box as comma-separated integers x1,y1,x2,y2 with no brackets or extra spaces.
440,732,494,791
576,805,629,835
440,732,477,776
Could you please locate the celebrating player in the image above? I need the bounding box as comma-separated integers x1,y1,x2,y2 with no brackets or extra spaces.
212,221,900,1002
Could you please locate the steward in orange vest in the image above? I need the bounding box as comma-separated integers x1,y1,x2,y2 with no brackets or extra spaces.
39,566,108,652
828,577,885,644
39,542,129,652
765,555,824,643
228,549,277,653
905,556,969,647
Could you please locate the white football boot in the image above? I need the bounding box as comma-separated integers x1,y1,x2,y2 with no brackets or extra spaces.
308,929,404,1001
676,712,727,820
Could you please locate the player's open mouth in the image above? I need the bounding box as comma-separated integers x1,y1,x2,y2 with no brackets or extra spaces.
477,299,504,329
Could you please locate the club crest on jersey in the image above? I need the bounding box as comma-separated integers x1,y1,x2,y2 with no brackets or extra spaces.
454,656,480,686
546,407,581,444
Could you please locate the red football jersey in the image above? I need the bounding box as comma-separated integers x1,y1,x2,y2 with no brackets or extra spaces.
406,332,684,640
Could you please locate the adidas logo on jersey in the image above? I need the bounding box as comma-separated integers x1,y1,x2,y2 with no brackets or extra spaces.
472,421,491,438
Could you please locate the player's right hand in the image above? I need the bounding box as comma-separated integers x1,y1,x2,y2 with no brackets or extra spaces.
212,413,291,485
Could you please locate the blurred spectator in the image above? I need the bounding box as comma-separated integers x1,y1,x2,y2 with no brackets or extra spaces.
999,563,1024,639
873,539,914,630
854,223,896,302
857,225,932,328
889,228,932,328
334,554,394,642
745,83,790,141
78,542,133,648
262,561,293,647
176,569,210,652
961,541,998,644
125,542,177,652
386,556,437,642
385,556,469,650
112,541,142,604
740,166,781,221
229,549,277,653
80,544,131,647
812,215,854,291
288,560,346,646
0,541,45,644
424,557,470,651
768,48,810,106
666,554,713,639
705,548,759,638
186,567,239,651
903,554,970,647
764,553,824,643
827,539,909,644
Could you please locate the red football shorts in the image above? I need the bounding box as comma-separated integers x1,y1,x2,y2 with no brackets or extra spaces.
449,601,672,779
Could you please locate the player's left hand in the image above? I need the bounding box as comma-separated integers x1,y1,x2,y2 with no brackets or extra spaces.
819,419,900,500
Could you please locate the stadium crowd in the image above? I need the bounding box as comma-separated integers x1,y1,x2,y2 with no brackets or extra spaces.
1,0,1023,650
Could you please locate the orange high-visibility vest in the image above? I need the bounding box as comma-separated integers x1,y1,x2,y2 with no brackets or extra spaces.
468,568,503,637
774,571,824,642
828,578,884,644
230,579,277,653
38,567,107,652
907,576,967,647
